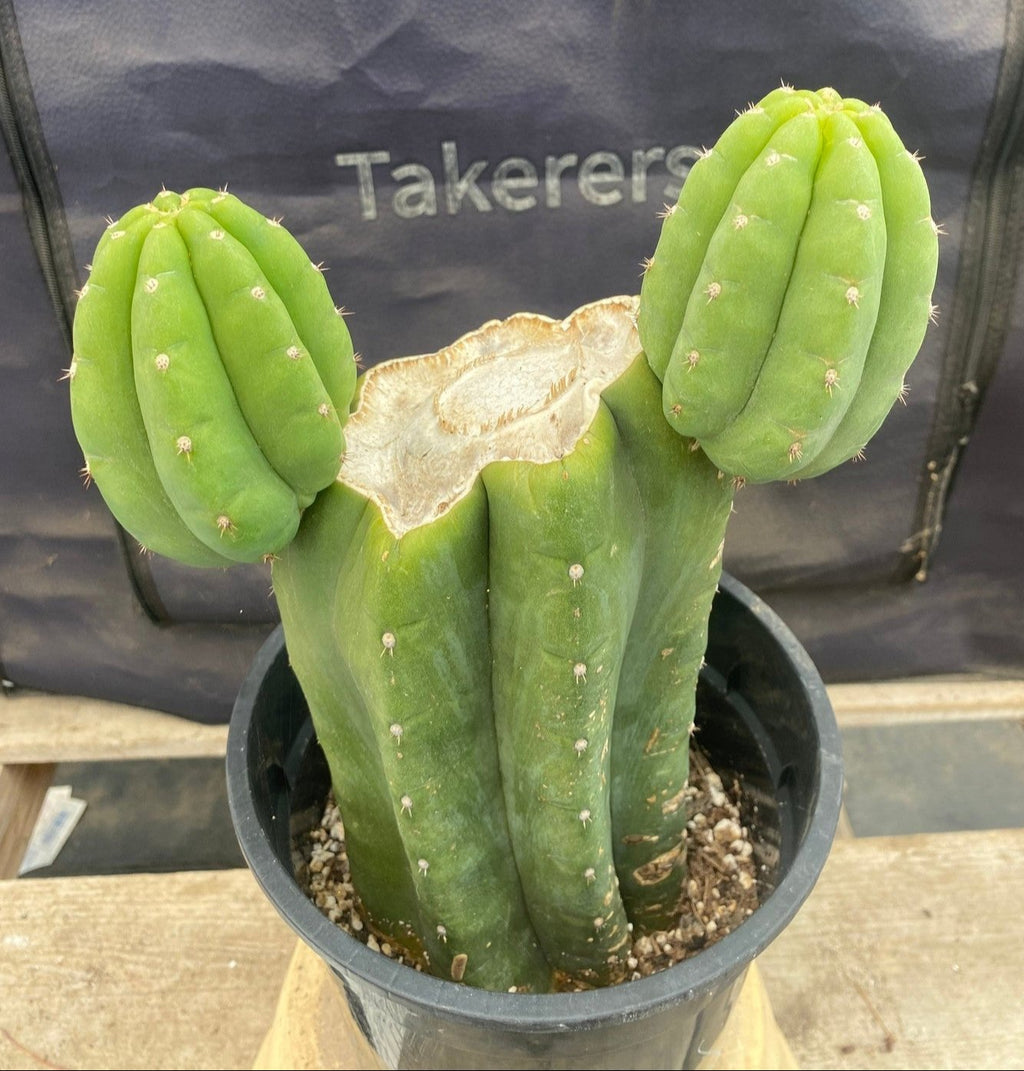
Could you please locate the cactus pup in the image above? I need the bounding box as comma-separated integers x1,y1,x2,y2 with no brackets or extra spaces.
69,188,356,564
638,85,939,481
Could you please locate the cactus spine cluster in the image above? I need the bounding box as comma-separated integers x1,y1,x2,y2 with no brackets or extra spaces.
66,84,938,996
639,86,939,481
69,188,356,564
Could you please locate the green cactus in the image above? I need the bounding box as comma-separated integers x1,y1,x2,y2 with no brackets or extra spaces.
274,298,734,990
67,84,937,997
69,187,356,564
638,86,939,482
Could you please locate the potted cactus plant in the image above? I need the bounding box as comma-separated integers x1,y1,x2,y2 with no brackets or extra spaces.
67,85,937,1067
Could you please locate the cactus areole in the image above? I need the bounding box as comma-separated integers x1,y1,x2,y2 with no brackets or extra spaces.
274,296,735,992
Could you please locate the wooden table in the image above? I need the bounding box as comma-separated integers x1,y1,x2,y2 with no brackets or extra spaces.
2,681,1023,1069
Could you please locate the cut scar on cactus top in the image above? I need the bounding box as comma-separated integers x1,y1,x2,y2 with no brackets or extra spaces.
338,297,641,538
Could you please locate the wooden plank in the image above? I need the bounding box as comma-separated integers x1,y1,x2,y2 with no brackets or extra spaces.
0,764,56,879
1,676,1020,768
827,678,1024,729
2,829,1022,1070
253,939,384,1071
758,828,1024,1070
0,693,228,764
0,869,293,1071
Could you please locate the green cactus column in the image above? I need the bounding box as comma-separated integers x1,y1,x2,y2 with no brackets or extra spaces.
284,298,736,990
601,358,734,931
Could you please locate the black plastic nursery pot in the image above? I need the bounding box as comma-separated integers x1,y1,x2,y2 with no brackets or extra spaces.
227,572,843,1070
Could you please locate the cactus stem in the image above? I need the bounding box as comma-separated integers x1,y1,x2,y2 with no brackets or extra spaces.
381,631,396,655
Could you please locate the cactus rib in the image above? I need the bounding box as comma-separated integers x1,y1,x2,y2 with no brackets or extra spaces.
483,401,643,985
70,210,232,565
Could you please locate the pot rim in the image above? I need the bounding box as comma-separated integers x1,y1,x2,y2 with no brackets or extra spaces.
227,571,843,1031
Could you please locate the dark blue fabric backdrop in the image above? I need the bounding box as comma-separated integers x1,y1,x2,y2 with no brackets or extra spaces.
2,1,1022,718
